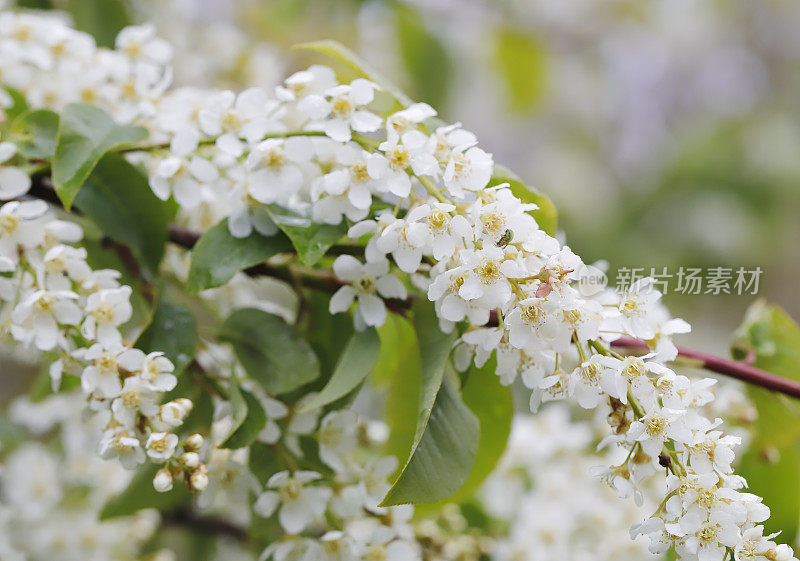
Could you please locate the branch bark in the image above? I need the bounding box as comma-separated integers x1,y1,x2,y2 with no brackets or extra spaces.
611,336,800,399
163,505,249,542
26,175,800,400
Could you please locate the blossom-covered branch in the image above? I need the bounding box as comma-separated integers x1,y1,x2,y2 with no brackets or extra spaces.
1,10,797,561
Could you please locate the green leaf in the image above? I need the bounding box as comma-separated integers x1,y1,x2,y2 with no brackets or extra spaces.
303,291,355,382
381,301,479,506
100,464,188,519
264,204,347,266
64,0,131,48
293,40,413,107
222,388,267,449
732,301,800,448
249,442,285,486
380,315,423,465
299,327,381,412
410,300,457,443
393,2,452,110
16,0,53,8
73,152,171,277
53,103,148,208
218,308,320,395
731,301,800,542
381,368,479,506
739,446,800,544
135,299,198,376
9,109,59,159
81,236,153,333
186,218,293,293
1,86,29,125
416,356,513,514
489,164,558,236
493,27,549,113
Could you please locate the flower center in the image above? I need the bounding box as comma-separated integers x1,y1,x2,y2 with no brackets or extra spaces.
34,292,55,312
318,425,341,447
121,80,137,99
427,210,450,233
623,358,646,380
580,363,600,385
697,488,717,509
0,215,19,233
521,303,544,325
222,112,242,131
112,433,133,452
698,522,718,543
96,352,118,372
620,296,644,318
365,545,388,561
332,96,353,118
562,309,582,326
644,414,667,437
389,115,412,133
388,147,410,171
476,260,502,284
144,360,160,381
263,148,286,169
279,479,302,501
481,212,505,236
81,87,98,104
92,302,116,323
355,275,376,294
121,388,141,409
350,162,370,183
124,42,142,59
451,153,468,177
150,436,170,453
449,273,466,293
13,25,32,42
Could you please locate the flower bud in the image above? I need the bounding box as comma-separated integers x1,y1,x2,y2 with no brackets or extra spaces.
184,433,204,451
174,398,193,415
189,469,208,492
181,451,200,469
153,468,173,493
160,400,190,428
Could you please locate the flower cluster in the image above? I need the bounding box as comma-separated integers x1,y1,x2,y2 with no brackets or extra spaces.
197,387,423,561
0,9,796,561
479,406,655,561
0,392,171,561
0,199,204,491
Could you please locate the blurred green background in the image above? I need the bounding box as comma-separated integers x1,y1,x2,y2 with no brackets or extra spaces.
16,0,800,351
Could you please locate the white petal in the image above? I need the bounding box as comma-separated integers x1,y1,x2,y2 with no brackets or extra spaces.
358,294,386,326
0,168,31,199
332,255,363,281
329,286,356,314
376,275,407,299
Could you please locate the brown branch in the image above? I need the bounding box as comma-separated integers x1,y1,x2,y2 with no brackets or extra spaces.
611,336,800,399
27,175,800,400
163,505,248,542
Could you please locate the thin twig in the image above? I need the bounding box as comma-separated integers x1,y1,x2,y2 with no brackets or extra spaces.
611,336,800,400
163,505,248,542
26,175,800,400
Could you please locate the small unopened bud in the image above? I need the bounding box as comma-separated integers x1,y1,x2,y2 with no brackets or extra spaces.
189,469,208,492
160,400,191,428
174,398,193,415
181,452,200,469
153,468,173,493
184,433,204,451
